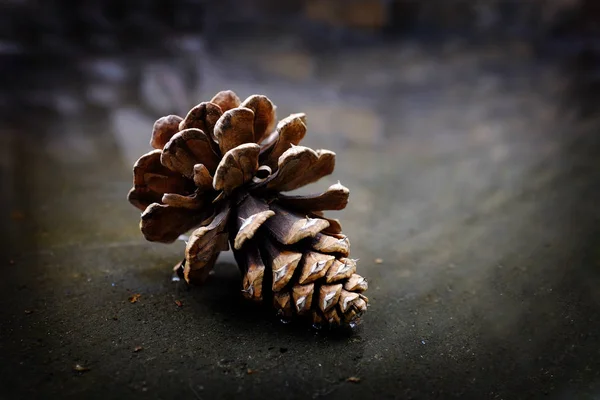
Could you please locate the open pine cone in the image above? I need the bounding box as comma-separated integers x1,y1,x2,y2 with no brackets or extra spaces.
127,90,368,328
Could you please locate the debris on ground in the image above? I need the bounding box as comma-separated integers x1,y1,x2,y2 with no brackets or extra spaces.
73,364,90,373
10,210,25,221
133,346,143,352
346,376,361,383
175,300,183,307
128,293,141,303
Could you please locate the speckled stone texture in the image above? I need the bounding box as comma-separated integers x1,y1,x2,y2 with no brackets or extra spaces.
1,35,600,399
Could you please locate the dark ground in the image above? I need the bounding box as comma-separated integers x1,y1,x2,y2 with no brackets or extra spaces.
1,32,600,399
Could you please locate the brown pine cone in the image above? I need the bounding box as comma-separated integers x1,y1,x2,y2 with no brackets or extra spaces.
127,90,369,328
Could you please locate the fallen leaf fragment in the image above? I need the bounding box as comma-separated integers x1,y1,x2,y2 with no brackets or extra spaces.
346,376,361,383
128,293,141,303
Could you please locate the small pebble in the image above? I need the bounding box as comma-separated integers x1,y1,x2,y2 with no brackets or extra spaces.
73,364,90,373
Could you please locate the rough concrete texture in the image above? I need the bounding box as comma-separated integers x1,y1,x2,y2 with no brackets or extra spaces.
1,40,600,399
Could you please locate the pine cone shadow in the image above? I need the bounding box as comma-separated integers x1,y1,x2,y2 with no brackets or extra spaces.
180,261,358,340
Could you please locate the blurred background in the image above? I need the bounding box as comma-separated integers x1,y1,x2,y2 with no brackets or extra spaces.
1,0,599,127
1,1,600,399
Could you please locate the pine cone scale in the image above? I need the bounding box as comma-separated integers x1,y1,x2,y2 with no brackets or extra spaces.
264,205,330,245
161,128,219,177
263,113,307,170
297,252,335,285
184,206,230,282
277,182,349,212
234,209,274,250
179,102,223,143
213,143,260,194
239,95,277,144
151,115,183,150
292,283,315,315
326,258,357,283
128,149,190,211
263,239,303,291
214,108,256,154
161,192,204,210
140,203,209,243
311,233,350,257
238,244,265,302
319,284,343,313
210,90,241,113
344,274,369,292
263,146,335,192
192,164,214,189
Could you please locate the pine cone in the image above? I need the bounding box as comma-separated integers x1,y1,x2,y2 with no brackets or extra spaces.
127,90,369,328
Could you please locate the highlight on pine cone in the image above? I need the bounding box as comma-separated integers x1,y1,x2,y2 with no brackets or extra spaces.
127,90,369,328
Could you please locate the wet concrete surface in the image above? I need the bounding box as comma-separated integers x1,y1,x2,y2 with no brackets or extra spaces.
1,39,600,399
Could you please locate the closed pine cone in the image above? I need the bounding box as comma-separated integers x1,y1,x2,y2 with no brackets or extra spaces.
127,90,368,328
